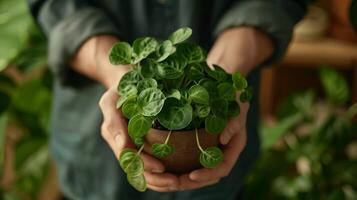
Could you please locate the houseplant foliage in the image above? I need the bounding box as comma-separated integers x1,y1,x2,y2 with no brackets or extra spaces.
243,68,357,199
109,27,252,191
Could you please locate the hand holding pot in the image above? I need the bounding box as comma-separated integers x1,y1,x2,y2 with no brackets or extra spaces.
178,27,273,190
71,35,181,192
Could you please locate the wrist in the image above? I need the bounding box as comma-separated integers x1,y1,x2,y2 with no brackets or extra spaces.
210,26,274,76
71,35,130,89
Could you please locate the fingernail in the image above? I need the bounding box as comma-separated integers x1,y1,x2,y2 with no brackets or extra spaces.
151,168,164,173
114,134,122,147
221,133,230,145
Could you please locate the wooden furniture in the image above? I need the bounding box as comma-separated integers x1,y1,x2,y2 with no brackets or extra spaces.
259,37,357,118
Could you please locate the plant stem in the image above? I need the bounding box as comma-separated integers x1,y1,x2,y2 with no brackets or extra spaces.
137,144,145,155
164,130,172,145
195,129,204,152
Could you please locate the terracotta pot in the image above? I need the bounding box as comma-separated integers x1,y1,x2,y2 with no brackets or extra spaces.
143,128,219,174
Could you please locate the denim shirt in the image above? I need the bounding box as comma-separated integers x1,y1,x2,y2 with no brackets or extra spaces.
28,0,308,199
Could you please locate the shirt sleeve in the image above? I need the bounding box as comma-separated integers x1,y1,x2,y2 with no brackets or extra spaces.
27,0,122,86
214,0,310,65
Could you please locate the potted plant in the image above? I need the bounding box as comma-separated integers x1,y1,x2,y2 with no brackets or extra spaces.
108,27,252,191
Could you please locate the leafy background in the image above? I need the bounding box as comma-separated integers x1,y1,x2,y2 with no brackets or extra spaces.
0,0,356,199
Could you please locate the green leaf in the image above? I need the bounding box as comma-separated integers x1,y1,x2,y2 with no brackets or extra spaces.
199,147,223,168
240,86,253,103
201,80,219,102
128,114,152,138
122,101,141,119
176,43,205,64
132,37,158,63
137,78,157,92
109,42,132,65
187,63,205,81
217,82,236,101
165,89,181,100
116,94,137,109
119,149,144,175
205,64,228,82
227,101,240,117
118,71,141,96
169,27,192,44
205,115,227,134
195,104,210,118
232,71,248,90
188,85,209,105
152,143,175,158
154,62,184,79
158,98,193,130
137,88,166,116
140,59,156,78
127,173,147,192
211,99,228,118
156,40,176,62
319,68,350,105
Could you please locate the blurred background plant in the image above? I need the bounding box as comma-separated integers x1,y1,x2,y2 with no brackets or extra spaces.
0,0,54,199
243,68,357,200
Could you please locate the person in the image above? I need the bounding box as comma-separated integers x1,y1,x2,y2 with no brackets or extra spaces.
28,0,310,199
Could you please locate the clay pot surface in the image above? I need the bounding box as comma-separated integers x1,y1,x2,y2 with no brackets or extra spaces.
143,128,219,174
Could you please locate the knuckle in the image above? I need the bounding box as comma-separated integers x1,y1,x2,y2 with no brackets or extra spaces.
100,123,111,141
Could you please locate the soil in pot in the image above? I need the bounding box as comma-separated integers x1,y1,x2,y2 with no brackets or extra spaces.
143,128,219,174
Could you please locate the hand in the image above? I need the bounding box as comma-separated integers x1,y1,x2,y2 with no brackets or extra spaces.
71,35,180,192
99,87,180,192
178,27,273,190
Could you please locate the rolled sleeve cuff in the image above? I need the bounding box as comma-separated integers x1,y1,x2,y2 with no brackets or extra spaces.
47,7,121,86
214,0,299,65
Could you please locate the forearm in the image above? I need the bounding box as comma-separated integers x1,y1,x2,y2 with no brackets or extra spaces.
208,26,274,76
70,35,130,88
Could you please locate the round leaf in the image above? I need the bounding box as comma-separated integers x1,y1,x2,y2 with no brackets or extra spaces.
157,98,193,130
227,101,240,117
210,99,228,118
176,43,205,64
240,86,253,103
169,27,192,44
128,114,152,138
187,63,204,81
151,143,175,158
195,104,210,118
156,40,176,62
199,147,223,168
188,85,209,105
118,71,141,96
137,88,166,116
137,78,157,92
232,71,248,91
165,89,181,100
217,82,236,101
109,42,132,65
119,148,144,175
122,101,141,119
205,115,227,134
154,62,184,79
204,64,228,82
127,173,147,192
132,37,158,63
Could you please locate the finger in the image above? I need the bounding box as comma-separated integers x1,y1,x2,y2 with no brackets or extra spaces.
144,171,179,190
147,184,177,192
141,152,165,173
220,102,249,145
178,174,220,191
189,129,247,182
